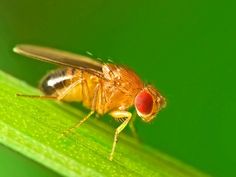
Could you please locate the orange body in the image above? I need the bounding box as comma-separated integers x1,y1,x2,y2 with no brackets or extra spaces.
14,44,166,160
41,64,144,115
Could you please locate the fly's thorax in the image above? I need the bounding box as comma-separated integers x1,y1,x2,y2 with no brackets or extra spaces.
101,63,144,113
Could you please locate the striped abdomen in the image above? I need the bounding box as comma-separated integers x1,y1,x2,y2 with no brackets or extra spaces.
40,68,75,96
39,67,100,107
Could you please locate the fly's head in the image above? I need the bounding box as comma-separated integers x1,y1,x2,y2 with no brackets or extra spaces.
134,85,166,122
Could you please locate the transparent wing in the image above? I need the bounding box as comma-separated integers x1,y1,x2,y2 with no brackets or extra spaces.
13,44,103,76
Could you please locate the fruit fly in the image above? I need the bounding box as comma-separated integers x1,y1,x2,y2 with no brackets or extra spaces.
13,44,166,160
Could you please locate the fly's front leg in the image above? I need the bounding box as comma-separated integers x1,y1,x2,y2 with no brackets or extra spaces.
109,111,132,161
129,112,139,140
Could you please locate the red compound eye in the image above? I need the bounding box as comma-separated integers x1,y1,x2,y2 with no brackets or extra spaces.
135,90,153,115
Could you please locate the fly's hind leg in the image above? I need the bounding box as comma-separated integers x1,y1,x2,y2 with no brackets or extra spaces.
59,81,101,139
16,76,84,101
16,94,57,99
16,75,83,101
58,110,95,139
109,111,132,161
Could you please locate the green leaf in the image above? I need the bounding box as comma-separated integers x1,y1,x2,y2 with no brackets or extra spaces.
0,70,210,177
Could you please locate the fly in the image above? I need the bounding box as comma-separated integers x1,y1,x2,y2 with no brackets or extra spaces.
13,44,166,160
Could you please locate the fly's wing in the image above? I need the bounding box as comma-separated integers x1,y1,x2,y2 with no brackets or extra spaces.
13,44,103,77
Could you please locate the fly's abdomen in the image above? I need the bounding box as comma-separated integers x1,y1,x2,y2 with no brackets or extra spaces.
40,68,75,96
39,68,99,104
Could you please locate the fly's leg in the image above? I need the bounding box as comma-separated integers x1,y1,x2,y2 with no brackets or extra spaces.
109,111,132,161
58,110,95,139
91,82,104,113
16,94,57,99
59,79,91,138
59,81,101,138
16,77,83,101
57,78,83,100
91,83,100,110
129,112,139,140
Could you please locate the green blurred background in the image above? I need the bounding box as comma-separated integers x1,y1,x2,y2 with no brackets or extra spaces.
0,0,235,177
